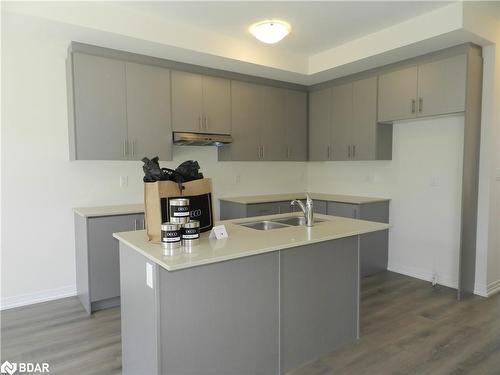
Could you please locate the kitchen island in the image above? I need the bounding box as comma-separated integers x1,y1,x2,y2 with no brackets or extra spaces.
114,213,389,375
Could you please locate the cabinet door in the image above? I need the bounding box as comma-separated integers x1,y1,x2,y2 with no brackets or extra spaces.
225,81,262,160
331,83,353,161
327,202,359,219
378,66,418,122
88,214,137,302
72,53,127,160
202,76,231,135
171,71,203,132
126,63,172,161
308,88,332,161
262,86,287,161
285,90,308,161
417,55,466,117
246,202,282,217
352,77,378,160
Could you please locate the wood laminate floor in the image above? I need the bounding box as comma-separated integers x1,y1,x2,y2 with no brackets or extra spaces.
1,272,499,375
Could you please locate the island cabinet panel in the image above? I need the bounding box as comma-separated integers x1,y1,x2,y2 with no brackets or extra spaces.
280,237,359,373
159,252,280,375
327,201,389,277
331,82,353,161
119,244,160,375
75,212,144,314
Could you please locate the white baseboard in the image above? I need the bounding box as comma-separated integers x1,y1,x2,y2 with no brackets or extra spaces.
486,279,500,297
387,262,458,290
1,285,77,311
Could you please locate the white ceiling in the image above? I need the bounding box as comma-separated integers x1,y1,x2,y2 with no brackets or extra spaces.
116,1,453,55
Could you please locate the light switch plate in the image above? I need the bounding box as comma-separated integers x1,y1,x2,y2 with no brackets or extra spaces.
120,176,128,188
146,263,153,288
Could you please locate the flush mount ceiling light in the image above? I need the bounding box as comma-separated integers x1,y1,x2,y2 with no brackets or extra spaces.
249,20,291,44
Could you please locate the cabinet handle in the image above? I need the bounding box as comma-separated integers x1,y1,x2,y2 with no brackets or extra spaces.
131,140,136,156
123,139,127,157
348,145,351,159
353,145,356,159
257,146,261,159
353,209,358,218
418,97,423,114
134,219,137,231
198,116,202,130
262,145,265,159
203,116,208,130
327,145,330,159
142,219,145,230
287,146,291,159
411,99,416,114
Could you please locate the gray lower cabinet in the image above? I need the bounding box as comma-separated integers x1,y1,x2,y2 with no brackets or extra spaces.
219,198,387,277
327,201,389,277
75,212,144,314
119,236,359,375
220,199,326,220
68,52,173,161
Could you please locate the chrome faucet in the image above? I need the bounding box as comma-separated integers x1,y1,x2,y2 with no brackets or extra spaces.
291,194,314,227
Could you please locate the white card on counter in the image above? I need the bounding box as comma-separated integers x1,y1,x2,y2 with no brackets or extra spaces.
209,225,228,240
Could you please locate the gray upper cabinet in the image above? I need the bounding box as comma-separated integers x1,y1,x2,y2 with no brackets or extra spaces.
125,63,172,161
331,82,353,161
378,54,467,122
378,66,418,123
417,55,466,117
202,75,232,134
219,81,307,161
171,71,231,134
71,53,128,160
219,81,262,161
69,52,173,161
352,76,378,160
309,76,390,161
285,90,308,161
308,88,332,161
262,86,287,161
171,71,203,132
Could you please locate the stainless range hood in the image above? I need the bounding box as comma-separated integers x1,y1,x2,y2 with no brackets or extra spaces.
173,132,233,147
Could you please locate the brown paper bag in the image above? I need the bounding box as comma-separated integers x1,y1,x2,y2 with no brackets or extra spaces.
144,178,214,243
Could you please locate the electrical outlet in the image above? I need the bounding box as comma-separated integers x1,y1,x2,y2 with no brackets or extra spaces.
146,263,153,288
120,176,128,188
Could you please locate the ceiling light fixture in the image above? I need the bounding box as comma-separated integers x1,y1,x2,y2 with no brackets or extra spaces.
249,20,291,44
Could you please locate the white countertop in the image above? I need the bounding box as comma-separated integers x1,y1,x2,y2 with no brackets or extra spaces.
219,193,390,205
74,204,144,218
113,213,389,272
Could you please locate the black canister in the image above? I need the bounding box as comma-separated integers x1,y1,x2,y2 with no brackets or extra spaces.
161,222,182,255
169,198,190,224
182,220,200,250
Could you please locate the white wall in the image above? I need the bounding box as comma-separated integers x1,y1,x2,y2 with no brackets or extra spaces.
307,117,465,288
0,15,307,308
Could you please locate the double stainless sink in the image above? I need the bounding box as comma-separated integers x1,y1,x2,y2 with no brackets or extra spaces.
238,216,326,231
